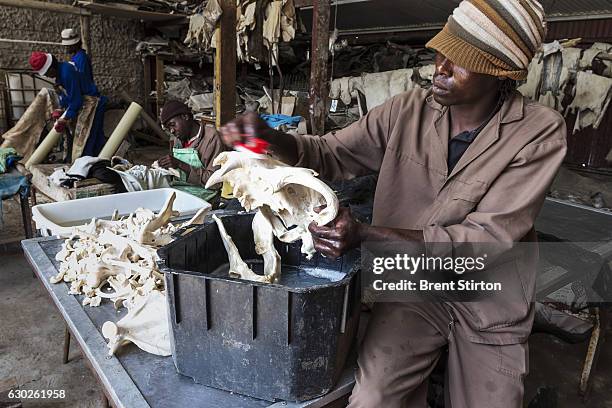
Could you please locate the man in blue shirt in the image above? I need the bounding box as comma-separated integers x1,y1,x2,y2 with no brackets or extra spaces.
29,51,105,159
61,29,97,94
61,29,107,158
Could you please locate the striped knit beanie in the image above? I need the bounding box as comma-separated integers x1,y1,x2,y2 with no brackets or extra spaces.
426,0,546,80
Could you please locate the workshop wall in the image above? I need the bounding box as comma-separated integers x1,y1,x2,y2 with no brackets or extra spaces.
0,2,145,104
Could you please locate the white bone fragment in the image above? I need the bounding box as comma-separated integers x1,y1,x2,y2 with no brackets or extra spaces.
212,214,271,283
101,291,171,356
84,263,122,289
180,206,211,228
137,193,176,245
98,231,158,263
107,259,159,281
83,295,102,307
253,210,281,283
50,271,66,284
95,279,132,301
69,279,85,295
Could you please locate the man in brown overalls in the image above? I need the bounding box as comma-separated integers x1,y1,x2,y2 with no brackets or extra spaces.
219,0,566,406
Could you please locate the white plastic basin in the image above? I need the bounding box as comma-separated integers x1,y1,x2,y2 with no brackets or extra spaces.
32,188,211,237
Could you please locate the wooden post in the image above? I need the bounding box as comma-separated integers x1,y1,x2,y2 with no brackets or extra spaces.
79,14,91,53
309,0,331,135
215,0,237,128
155,56,164,117
143,57,152,116
1,84,11,129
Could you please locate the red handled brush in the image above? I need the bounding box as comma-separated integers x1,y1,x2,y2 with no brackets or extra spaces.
233,135,269,159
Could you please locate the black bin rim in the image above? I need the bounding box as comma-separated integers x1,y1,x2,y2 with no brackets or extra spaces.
157,257,360,293
157,213,361,293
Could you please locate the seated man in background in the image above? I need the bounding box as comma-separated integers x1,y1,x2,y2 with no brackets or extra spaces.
157,100,227,188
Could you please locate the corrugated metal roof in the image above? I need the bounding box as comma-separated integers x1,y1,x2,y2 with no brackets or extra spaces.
543,0,612,17
548,18,612,41
301,0,612,33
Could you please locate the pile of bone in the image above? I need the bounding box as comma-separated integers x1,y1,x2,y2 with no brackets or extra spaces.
50,152,339,355
51,192,209,356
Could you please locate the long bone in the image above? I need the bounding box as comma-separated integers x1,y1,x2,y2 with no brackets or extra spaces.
253,209,281,283
213,214,272,283
137,193,178,245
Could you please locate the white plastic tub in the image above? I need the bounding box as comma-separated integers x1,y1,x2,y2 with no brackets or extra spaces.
32,188,211,237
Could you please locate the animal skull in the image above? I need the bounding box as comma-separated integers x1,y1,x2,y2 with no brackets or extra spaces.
206,151,339,260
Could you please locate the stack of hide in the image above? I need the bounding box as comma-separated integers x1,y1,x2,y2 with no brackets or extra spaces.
110,157,180,192
0,88,57,163
330,42,436,78
91,0,202,14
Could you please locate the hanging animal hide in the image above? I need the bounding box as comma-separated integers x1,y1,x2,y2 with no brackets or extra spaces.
566,71,612,133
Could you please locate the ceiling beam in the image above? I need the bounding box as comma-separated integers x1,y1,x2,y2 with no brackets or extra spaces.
0,0,91,16
295,0,370,9
77,2,187,22
547,13,612,22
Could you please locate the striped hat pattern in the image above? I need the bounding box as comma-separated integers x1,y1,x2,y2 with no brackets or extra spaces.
426,0,546,80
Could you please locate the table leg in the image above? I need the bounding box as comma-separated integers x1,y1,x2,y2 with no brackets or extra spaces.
19,189,33,239
63,325,70,364
579,307,608,401
30,186,37,206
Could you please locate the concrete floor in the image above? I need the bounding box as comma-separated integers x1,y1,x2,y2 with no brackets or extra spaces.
525,332,612,407
0,244,104,408
2,243,611,407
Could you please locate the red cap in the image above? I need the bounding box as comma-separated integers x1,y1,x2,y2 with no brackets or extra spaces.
29,52,52,75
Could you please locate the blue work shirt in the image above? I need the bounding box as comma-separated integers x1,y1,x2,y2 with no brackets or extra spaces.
56,61,83,120
71,49,100,97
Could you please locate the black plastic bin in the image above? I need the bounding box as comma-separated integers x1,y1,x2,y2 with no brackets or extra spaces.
157,212,361,402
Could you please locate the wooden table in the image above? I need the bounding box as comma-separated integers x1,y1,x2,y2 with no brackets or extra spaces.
21,236,357,408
